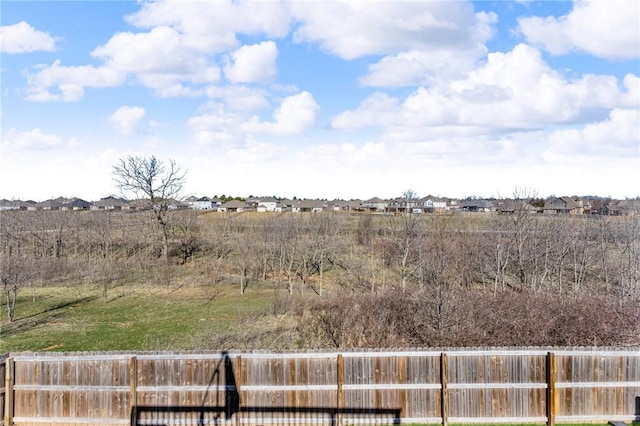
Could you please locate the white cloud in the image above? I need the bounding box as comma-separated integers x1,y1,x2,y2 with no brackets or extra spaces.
1,128,65,151
360,48,481,88
126,0,290,52
189,91,320,148
204,85,270,111
518,0,640,59
546,109,640,158
291,1,488,60
22,0,290,101
333,44,638,131
26,60,125,102
289,3,498,88
188,102,247,147
246,91,320,135
224,41,278,83
91,26,220,95
109,106,146,136
360,11,496,87
0,21,56,53
331,92,400,130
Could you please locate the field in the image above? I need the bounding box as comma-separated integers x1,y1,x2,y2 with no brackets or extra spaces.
0,282,298,353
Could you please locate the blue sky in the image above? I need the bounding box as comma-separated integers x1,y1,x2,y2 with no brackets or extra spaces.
1,0,639,201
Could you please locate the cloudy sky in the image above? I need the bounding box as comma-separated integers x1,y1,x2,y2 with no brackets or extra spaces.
1,0,639,201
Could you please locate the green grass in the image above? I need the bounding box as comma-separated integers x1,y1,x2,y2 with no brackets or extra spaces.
0,282,280,353
351,424,614,426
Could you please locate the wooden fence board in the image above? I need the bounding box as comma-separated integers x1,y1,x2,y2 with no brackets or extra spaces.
0,355,7,426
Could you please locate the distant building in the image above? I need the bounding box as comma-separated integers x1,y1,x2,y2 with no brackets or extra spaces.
461,199,495,212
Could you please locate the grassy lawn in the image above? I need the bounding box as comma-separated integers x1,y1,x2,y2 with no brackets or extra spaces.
0,282,284,353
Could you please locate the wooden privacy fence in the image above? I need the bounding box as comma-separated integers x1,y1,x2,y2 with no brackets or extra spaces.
3,349,640,425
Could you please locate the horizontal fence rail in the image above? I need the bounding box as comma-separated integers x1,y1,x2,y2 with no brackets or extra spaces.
3,348,640,425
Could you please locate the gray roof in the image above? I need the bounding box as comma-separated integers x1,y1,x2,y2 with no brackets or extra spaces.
220,200,250,208
297,199,324,209
462,199,494,209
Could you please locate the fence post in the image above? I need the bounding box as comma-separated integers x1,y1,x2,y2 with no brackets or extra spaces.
235,355,242,426
4,358,13,426
130,356,138,425
440,353,448,426
336,354,344,426
546,352,556,426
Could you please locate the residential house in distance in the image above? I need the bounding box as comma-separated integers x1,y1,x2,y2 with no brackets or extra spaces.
609,199,640,216
189,196,217,210
0,199,36,210
36,198,64,210
61,198,91,210
363,197,388,212
327,199,363,211
496,199,537,214
543,197,582,214
279,198,295,211
461,199,495,212
417,195,448,213
91,196,127,210
256,197,282,212
386,197,419,213
292,199,324,213
217,200,252,212
167,199,189,210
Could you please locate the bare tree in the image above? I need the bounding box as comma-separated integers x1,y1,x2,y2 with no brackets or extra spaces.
0,247,38,322
385,213,421,291
113,156,186,264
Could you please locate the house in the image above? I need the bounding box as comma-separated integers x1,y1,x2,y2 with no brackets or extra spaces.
210,198,224,210
256,197,280,212
496,199,537,214
293,199,324,213
36,199,64,210
62,198,91,210
363,197,388,212
167,199,189,210
609,199,640,216
190,196,216,210
386,197,418,213
91,196,127,210
217,200,252,212
327,199,363,211
461,199,495,212
122,199,148,210
575,198,592,214
543,197,582,214
417,195,448,213
279,199,296,211
589,199,610,215
0,199,34,210
344,199,364,211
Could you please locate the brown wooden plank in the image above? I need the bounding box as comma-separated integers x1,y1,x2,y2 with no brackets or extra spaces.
4,359,13,426
441,353,448,426
336,354,344,426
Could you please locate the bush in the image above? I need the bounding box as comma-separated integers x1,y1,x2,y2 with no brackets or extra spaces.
297,287,640,348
